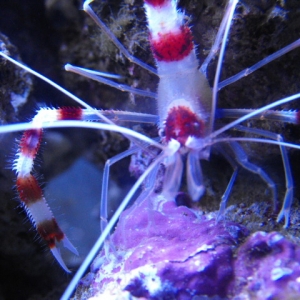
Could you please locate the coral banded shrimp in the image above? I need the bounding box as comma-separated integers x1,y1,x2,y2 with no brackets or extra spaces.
0,0,300,297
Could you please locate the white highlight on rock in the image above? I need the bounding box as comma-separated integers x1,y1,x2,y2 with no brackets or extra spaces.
271,267,293,281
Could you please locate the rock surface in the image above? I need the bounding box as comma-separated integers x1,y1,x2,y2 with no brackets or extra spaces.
75,193,249,299
229,231,300,300
75,194,300,299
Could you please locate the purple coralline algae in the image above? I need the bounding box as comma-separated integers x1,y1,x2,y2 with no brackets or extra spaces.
229,231,300,299
77,193,249,299
75,194,300,300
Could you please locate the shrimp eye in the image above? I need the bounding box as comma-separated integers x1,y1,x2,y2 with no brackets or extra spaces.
193,122,200,130
159,128,165,137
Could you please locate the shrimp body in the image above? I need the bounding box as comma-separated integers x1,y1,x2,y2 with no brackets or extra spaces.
144,0,213,201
